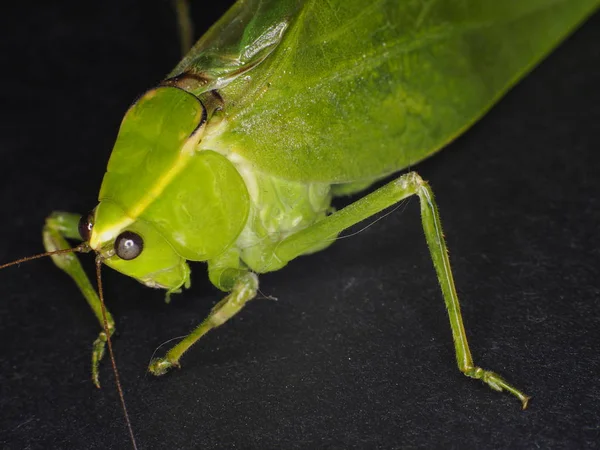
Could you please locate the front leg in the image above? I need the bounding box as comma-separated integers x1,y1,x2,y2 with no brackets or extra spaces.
148,271,258,375
43,211,115,388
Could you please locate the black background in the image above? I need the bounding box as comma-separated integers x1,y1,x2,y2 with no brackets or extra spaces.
1,2,599,449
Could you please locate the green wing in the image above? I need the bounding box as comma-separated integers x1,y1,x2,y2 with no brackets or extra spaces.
180,0,599,183
168,0,302,91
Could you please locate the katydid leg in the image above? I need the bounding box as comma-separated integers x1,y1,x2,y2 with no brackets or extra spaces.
148,272,258,375
43,211,115,388
275,172,530,408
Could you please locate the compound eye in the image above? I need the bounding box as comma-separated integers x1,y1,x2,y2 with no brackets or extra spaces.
114,231,144,260
78,212,94,242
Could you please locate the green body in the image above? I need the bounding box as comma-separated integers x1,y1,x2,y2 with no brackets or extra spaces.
93,0,598,286
38,0,598,410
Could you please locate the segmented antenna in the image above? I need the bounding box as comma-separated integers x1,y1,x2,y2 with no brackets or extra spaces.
95,258,138,450
0,245,87,270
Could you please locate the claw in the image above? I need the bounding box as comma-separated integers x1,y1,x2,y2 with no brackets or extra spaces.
466,366,530,409
148,357,181,376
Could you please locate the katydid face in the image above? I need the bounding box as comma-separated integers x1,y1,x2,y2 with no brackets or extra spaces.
84,201,190,291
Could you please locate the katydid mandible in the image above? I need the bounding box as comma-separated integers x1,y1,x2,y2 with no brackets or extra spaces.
4,0,598,419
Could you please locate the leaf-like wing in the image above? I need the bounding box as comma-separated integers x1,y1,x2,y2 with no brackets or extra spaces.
200,0,598,182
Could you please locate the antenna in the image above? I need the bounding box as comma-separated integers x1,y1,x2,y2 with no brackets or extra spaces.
0,244,88,270
1,245,138,449
95,258,138,450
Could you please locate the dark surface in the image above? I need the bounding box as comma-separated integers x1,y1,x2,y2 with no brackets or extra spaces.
1,2,599,449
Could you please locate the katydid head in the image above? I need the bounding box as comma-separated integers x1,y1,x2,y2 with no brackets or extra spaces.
79,86,250,290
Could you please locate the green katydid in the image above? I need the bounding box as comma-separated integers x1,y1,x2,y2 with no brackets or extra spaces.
2,0,599,442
